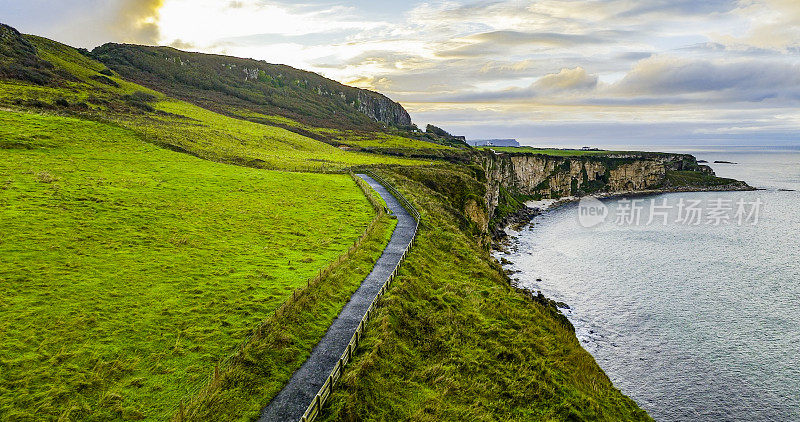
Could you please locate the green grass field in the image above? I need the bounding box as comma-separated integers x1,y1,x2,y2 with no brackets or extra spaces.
108,100,430,172
232,111,450,151
665,170,740,187
479,146,623,156
0,110,386,420
181,212,397,422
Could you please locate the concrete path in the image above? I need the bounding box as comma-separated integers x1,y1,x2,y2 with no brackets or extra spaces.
258,174,416,422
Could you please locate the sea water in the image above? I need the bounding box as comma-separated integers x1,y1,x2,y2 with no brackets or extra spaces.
499,147,800,421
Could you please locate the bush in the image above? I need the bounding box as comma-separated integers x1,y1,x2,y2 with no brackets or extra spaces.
54,98,69,107
0,63,54,85
89,74,120,87
127,100,155,112
23,99,50,108
123,91,157,103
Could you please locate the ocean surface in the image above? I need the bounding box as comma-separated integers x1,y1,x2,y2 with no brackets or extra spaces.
498,147,800,421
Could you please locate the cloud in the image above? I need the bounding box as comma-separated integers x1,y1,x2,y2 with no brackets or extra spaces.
435,30,628,58
617,0,739,18
431,66,600,102
726,0,800,50
616,52,654,61
168,38,195,49
469,30,615,46
533,67,598,92
611,56,800,101
110,0,164,44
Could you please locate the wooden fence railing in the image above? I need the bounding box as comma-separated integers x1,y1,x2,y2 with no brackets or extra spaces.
299,169,420,422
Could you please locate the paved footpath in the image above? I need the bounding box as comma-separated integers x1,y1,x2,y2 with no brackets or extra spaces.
258,174,416,422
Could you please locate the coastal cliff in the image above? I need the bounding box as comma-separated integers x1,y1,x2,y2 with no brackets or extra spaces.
478,150,749,226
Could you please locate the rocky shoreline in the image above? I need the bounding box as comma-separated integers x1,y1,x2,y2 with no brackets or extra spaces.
491,181,755,242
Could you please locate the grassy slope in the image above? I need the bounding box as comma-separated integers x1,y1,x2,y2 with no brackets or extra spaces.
0,35,429,172
244,112,451,151
0,35,162,107
181,213,397,422
479,146,623,156
109,100,429,171
665,170,742,187
85,41,456,154
0,110,382,420
320,166,652,422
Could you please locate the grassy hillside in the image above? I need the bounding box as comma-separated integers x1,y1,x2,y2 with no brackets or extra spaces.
0,26,164,113
665,170,742,187
0,110,394,420
87,43,468,155
112,99,429,171
319,166,652,421
91,43,411,131
0,27,430,171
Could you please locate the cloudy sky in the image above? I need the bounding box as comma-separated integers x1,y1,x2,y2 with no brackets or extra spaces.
3,0,800,147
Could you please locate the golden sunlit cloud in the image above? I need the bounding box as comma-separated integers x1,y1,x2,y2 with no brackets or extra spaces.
111,0,164,44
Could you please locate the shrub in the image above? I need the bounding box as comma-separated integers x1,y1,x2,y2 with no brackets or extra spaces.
127,100,155,112
0,63,54,85
89,74,120,87
123,91,157,103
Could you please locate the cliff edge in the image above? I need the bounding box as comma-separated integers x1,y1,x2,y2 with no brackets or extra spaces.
478,150,752,229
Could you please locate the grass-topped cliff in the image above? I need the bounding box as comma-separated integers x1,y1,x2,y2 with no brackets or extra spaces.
0,22,743,421
478,147,751,227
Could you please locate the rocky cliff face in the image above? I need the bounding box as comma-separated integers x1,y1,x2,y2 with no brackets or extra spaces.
356,91,411,126
479,151,711,223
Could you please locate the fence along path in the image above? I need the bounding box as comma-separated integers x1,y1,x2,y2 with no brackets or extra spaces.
258,172,419,422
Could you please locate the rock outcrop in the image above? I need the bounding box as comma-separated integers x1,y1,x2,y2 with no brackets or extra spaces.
478,150,731,223
356,91,411,126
